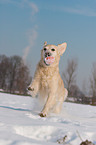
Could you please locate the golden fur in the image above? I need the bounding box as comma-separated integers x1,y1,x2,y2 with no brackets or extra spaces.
28,41,68,117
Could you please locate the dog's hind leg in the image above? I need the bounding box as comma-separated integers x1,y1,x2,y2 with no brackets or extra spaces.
52,99,63,114
52,88,68,114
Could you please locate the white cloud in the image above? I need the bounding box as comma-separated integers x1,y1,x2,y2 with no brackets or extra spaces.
64,6,96,17
23,26,38,63
48,4,96,17
22,1,38,63
23,46,30,63
28,26,38,47
29,2,38,16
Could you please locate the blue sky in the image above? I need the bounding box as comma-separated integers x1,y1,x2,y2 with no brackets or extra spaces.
0,0,96,91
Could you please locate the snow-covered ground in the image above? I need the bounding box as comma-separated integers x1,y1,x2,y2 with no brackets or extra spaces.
0,92,96,145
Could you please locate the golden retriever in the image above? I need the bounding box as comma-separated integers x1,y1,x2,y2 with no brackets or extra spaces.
28,41,68,117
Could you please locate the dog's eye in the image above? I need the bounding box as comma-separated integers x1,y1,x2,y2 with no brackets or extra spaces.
51,48,55,51
44,48,47,51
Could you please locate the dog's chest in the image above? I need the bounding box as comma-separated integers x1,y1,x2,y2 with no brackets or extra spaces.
40,68,54,89
40,73,52,88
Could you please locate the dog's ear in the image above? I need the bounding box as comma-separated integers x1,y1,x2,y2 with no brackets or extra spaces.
44,41,47,46
58,42,67,55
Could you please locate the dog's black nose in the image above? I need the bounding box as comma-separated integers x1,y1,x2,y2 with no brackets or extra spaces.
45,52,51,57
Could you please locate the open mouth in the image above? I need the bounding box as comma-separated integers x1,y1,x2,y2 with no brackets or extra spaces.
44,56,55,66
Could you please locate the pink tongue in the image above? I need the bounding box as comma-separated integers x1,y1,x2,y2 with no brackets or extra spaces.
45,56,55,64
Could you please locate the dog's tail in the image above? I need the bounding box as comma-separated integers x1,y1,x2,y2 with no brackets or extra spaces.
64,88,68,101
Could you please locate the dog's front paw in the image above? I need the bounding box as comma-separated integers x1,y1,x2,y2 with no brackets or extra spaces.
28,86,36,97
28,87,34,91
39,112,47,117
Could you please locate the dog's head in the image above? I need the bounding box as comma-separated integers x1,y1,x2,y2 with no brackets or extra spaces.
40,41,67,67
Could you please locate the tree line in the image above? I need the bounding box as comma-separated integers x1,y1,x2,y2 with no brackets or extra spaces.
0,54,96,105
62,58,96,105
0,55,32,95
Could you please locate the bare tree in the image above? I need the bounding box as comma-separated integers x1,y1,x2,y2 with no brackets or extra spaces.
0,55,9,90
62,58,78,97
7,56,22,93
0,55,32,95
7,55,32,94
16,61,31,94
90,62,96,105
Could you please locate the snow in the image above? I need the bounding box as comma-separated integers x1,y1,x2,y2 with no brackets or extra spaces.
0,92,96,145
